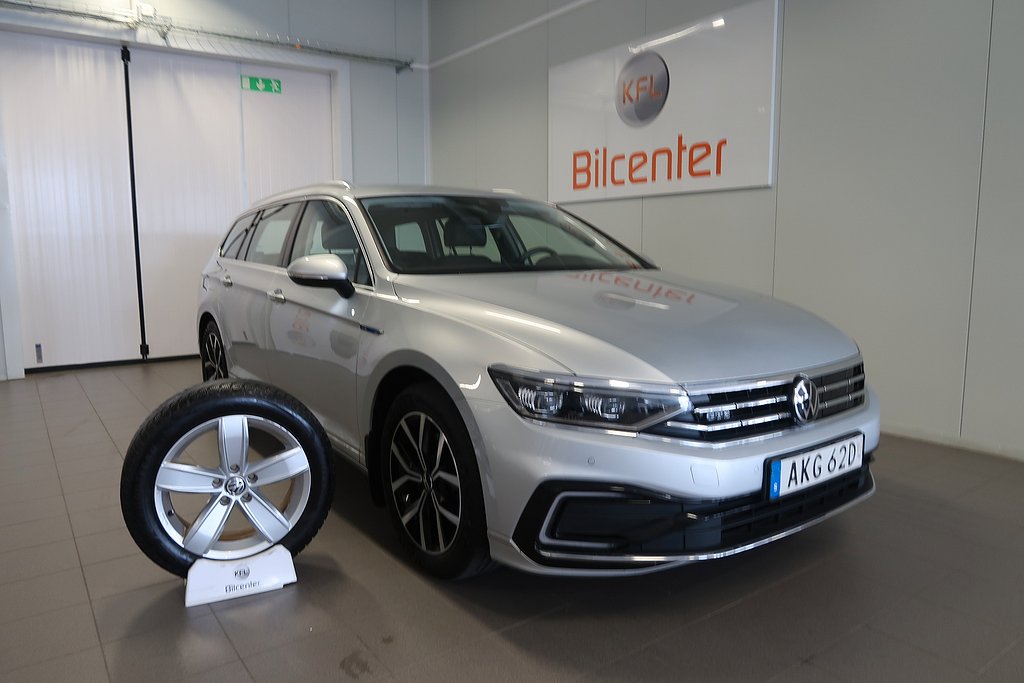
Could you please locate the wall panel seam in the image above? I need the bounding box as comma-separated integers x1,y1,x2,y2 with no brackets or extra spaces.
959,0,996,437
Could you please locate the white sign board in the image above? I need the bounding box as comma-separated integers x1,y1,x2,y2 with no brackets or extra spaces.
548,0,779,203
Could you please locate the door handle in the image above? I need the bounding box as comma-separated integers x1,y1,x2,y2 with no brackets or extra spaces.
220,274,233,287
266,288,286,303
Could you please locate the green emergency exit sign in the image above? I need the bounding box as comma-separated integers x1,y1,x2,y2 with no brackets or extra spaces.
241,75,282,94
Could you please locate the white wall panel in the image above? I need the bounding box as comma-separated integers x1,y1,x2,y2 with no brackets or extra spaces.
132,50,246,360
241,64,333,202
0,32,140,369
350,63,400,184
643,190,776,296
961,0,1024,458
429,57,478,188
566,199,643,254
773,0,990,440
473,26,548,199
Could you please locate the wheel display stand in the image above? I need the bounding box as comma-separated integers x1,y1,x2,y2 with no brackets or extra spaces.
184,545,297,607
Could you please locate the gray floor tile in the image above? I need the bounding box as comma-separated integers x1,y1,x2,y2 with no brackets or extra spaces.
980,637,1024,682
0,603,100,673
59,466,123,494
75,526,139,566
69,503,126,538
0,566,90,624
211,584,343,658
0,513,74,554
2,646,109,683
242,627,391,682
102,613,239,683
91,581,209,644
0,494,68,528
811,625,975,682
83,552,178,600
0,359,1022,681
869,595,1017,674
0,538,81,585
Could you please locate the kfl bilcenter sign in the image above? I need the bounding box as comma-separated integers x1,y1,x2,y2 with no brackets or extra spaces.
548,0,778,203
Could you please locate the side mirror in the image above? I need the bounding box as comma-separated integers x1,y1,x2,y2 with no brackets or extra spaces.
287,254,355,298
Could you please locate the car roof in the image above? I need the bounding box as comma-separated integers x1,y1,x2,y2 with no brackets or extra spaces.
249,182,530,210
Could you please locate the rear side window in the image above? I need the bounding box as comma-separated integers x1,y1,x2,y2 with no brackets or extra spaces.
289,200,371,286
245,203,301,266
220,214,256,260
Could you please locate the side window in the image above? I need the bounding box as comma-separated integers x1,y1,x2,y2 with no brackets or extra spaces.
220,214,255,260
244,203,301,266
289,200,371,286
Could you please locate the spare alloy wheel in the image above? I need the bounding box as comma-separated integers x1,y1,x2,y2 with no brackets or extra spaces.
121,380,334,577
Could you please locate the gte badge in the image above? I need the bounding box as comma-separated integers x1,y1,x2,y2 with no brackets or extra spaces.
615,51,669,127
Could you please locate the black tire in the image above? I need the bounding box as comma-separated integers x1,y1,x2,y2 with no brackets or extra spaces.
120,380,334,577
381,383,491,579
200,320,229,381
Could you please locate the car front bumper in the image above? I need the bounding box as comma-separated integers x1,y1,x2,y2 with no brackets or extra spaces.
468,387,880,576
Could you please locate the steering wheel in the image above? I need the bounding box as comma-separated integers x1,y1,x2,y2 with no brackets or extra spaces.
521,246,558,264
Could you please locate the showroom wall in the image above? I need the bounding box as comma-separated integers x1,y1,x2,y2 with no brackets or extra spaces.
427,0,1024,461
0,0,427,377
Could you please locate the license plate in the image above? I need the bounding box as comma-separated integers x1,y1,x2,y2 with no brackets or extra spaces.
769,433,864,500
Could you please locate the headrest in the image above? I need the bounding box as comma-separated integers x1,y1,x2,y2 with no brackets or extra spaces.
442,216,487,248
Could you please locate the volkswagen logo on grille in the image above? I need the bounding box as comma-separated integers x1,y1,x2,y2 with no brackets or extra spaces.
792,376,820,424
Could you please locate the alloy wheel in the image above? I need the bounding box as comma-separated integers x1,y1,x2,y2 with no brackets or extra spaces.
388,411,462,555
153,414,312,560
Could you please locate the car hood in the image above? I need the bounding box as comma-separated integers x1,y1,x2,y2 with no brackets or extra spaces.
390,269,859,385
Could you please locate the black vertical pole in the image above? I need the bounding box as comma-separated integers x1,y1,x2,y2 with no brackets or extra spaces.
121,46,149,359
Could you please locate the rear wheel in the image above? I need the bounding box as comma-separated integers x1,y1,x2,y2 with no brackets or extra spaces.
381,383,490,579
200,320,228,381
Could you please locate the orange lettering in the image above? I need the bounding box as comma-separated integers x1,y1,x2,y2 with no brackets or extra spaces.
610,154,626,185
715,139,727,175
573,151,591,189
676,135,687,179
651,148,672,182
689,142,711,177
628,152,648,183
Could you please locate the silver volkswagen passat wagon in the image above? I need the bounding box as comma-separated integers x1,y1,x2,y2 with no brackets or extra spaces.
194,182,880,578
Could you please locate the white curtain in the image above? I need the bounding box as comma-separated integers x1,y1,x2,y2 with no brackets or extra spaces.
0,32,336,367
0,32,140,368
133,53,333,359
132,50,247,360
239,63,334,204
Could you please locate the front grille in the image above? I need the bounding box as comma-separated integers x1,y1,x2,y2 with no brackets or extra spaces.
644,361,866,443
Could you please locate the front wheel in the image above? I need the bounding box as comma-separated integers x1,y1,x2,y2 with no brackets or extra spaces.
120,380,334,577
381,383,490,579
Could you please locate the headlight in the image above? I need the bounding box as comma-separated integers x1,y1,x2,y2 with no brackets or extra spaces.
488,365,691,430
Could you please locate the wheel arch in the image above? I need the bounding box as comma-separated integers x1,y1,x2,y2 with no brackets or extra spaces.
363,355,487,508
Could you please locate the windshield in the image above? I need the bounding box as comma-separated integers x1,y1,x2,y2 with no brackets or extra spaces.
358,195,648,274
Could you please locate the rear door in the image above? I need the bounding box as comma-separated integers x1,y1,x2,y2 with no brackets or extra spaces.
219,202,302,380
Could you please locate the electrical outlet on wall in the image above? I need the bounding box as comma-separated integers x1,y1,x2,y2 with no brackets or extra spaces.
35,343,42,364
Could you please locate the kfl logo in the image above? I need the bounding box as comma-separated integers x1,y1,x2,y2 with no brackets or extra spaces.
615,51,669,127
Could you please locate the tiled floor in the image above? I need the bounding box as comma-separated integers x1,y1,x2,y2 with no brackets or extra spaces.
1,359,1023,682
